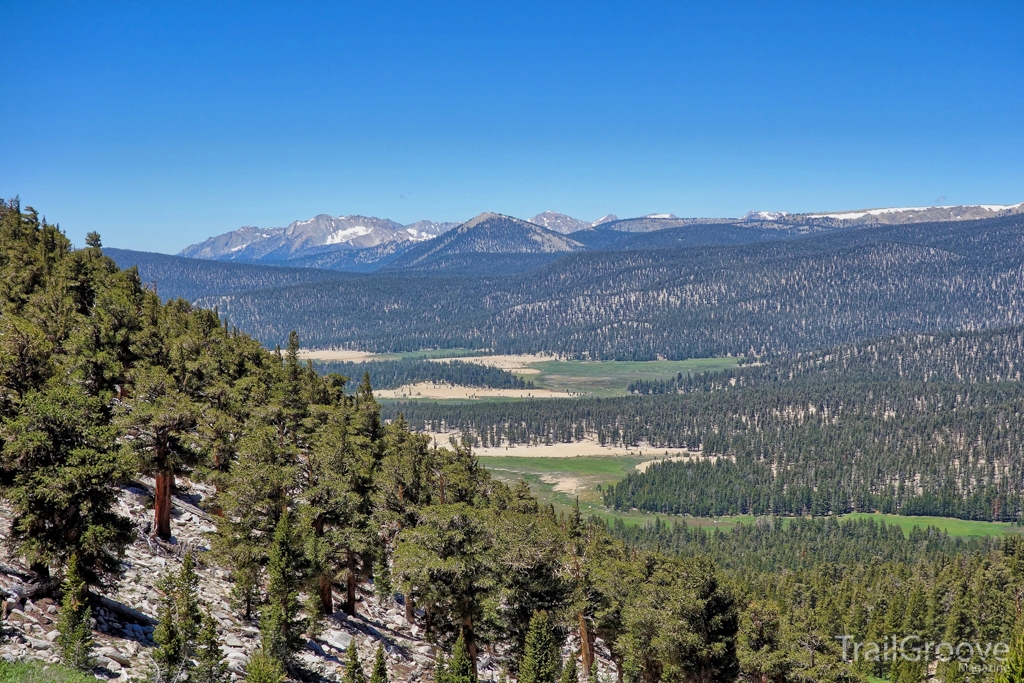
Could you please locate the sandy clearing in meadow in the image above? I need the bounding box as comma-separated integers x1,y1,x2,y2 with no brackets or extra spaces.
421,432,700,459
375,382,571,400
542,474,585,494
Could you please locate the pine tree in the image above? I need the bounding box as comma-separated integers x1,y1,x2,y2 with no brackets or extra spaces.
193,611,229,683
448,631,476,683
247,647,286,683
261,510,306,668
153,553,205,681
374,554,393,604
435,651,450,683
370,644,389,683
117,361,200,541
519,612,559,683
345,641,366,683
587,660,598,683
56,554,93,671
153,571,185,679
996,628,1024,683
176,553,203,656
2,384,134,585
560,652,579,683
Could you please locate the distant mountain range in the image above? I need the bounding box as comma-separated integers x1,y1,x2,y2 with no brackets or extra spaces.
179,214,458,265
743,202,1024,225
173,202,1024,275
383,213,586,275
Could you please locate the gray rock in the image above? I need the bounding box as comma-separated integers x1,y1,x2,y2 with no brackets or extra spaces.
24,637,51,650
98,647,132,666
324,632,353,651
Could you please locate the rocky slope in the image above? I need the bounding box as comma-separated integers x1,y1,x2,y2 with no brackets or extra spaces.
0,480,618,682
527,212,618,234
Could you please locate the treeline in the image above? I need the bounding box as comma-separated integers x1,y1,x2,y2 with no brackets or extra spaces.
608,515,1024,683
312,357,533,390
203,213,1024,359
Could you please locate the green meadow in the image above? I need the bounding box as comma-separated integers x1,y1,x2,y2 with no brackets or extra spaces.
479,455,1023,537
524,357,740,397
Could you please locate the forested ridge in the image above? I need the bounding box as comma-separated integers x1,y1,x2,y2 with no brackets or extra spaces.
199,214,1024,358
103,248,351,302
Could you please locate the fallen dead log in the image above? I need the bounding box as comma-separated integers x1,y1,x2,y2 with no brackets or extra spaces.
95,594,157,626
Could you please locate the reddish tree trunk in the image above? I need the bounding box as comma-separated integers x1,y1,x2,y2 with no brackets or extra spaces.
579,612,594,673
154,469,173,540
319,574,333,615
463,617,478,679
344,551,357,615
405,594,415,623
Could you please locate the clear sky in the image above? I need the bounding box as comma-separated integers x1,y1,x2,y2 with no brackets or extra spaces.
2,2,1023,253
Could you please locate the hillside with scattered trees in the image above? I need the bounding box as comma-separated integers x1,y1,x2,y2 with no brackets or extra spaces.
200,214,1024,358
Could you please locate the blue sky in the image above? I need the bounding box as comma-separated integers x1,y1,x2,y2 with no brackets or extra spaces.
2,2,1022,253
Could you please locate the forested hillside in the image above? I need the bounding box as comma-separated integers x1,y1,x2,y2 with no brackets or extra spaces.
203,213,1024,357
0,199,766,682
104,248,349,301
606,515,1024,683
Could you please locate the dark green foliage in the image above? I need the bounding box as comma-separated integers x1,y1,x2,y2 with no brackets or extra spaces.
370,644,389,683
245,647,285,683
560,652,579,683
392,504,494,659
313,358,533,391
519,612,560,683
373,554,393,604
261,511,306,667
56,554,93,671
344,642,366,683
997,629,1024,683
435,652,450,683
0,200,140,584
448,631,476,683
153,553,204,681
193,611,229,683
